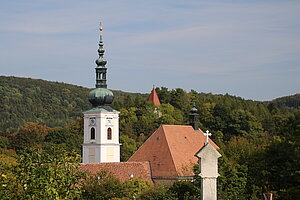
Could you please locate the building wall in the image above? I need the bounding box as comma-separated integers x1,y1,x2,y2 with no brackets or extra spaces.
82,110,120,163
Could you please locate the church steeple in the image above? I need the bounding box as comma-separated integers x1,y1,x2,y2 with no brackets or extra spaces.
88,23,114,107
83,23,120,164
95,22,107,89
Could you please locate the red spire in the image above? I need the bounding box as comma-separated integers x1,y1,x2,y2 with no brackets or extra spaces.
148,88,161,106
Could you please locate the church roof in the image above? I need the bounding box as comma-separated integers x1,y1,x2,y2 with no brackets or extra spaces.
128,125,219,178
80,161,152,183
148,88,161,106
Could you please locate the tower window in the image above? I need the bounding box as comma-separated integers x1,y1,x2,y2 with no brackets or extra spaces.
91,127,95,140
107,128,112,140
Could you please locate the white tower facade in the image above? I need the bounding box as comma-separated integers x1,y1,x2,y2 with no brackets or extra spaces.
82,108,120,163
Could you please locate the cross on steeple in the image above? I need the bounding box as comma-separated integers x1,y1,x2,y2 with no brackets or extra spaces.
204,130,212,144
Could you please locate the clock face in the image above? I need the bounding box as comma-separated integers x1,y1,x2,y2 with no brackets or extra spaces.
90,118,96,126
107,118,112,125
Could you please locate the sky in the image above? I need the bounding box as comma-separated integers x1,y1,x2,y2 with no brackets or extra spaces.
0,0,299,101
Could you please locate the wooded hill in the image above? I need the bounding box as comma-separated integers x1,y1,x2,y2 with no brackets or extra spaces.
271,93,300,109
0,75,298,133
0,76,146,132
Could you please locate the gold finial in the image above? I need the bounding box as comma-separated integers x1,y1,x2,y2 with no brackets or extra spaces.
99,22,103,40
99,22,103,31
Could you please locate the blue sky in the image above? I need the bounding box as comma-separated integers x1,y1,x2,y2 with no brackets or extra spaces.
0,0,299,101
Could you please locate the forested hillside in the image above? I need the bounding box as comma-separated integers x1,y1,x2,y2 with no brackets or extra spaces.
271,93,300,109
0,76,299,199
0,76,145,132
0,76,296,133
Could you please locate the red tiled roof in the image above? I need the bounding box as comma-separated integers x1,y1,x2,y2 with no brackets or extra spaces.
128,125,219,178
148,88,161,106
79,161,152,183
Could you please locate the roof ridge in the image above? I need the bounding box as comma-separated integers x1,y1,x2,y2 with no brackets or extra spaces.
162,125,191,127
80,161,149,165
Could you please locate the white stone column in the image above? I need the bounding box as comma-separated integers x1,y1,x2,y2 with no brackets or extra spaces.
195,141,221,200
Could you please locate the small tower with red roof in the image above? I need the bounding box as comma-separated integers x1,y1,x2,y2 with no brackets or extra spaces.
148,87,161,106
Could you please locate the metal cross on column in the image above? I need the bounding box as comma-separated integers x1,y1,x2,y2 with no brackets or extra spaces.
204,130,212,144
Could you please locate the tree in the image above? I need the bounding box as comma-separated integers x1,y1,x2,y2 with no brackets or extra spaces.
45,126,82,153
155,87,171,104
253,111,300,200
218,154,248,200
137,184,173,200
228,109,263,138
120,135,138,161
82,170,150,200
12,122,50,151
82,170,124,200
168,181,200,200
170,88,190,114
2,147,85,200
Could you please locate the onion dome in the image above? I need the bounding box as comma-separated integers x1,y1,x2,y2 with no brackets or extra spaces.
88,88,114,107
95,56,107,67
88,22,114,107
190,104,198,113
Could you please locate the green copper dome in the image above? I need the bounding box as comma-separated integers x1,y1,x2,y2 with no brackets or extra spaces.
95,56,107,67
88,88,114,107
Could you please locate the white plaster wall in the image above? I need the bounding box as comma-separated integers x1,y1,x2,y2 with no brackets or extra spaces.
100,144,120,162
82,110,120,163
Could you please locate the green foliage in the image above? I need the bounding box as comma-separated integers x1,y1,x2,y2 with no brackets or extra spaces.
121,178,151,199
168,181,201,200
0,148,18,185
82,170,124,200
156,87,171,104
82,170,150,200
247,111,300,200
0,76,89,132
1,147,85,200
260,140,300,199
218,157,248,200
11,122,50,151
45,125,83,154
0,76,142,132
82,176,203,200
120,135,138,161
137,184,173,200
0,136,9,148
271,93,300,109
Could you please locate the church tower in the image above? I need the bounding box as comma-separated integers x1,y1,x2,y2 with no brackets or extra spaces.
82,23,120,163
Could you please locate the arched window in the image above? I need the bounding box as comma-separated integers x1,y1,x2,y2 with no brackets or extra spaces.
107,128,112,140
91,127,95,140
